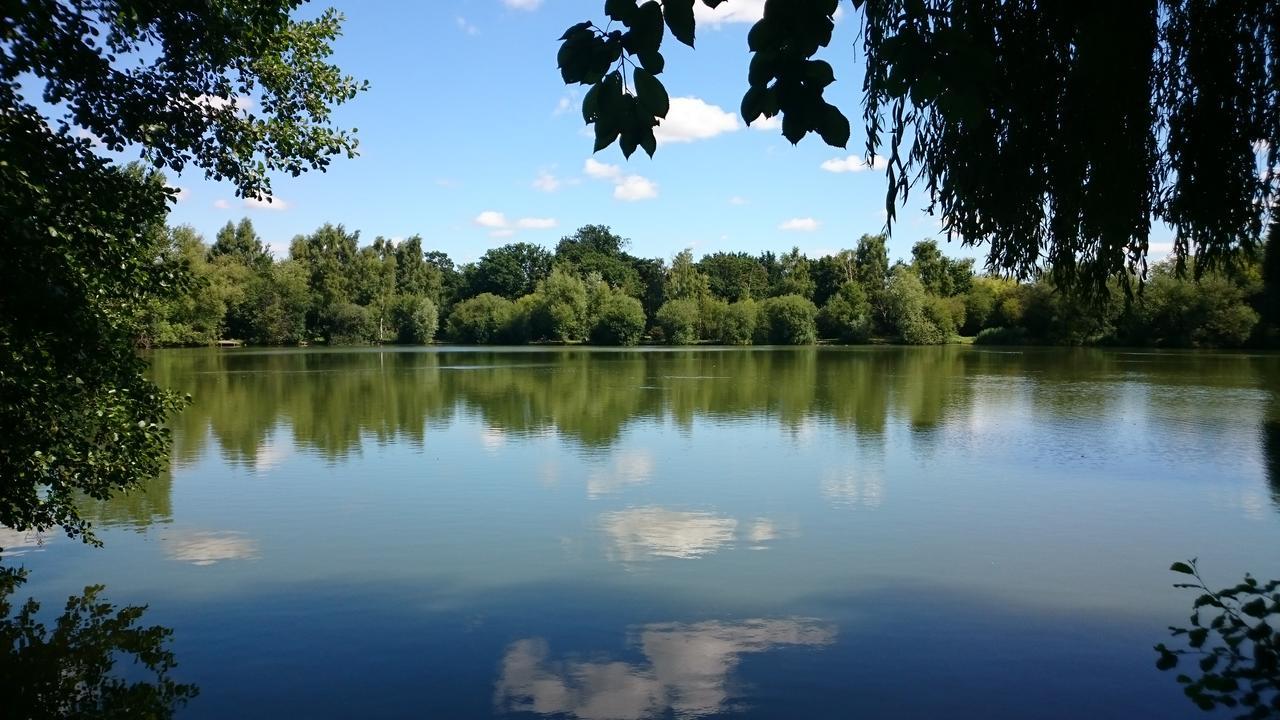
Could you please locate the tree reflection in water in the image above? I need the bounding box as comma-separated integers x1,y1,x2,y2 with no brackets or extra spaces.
496,618,835,719
0,565,197,718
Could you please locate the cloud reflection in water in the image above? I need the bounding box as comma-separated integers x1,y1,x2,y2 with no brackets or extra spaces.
164,531,260,566
496,618,836,719
600,507,738,561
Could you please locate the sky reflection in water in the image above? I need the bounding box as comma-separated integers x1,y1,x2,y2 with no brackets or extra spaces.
6,346,1280,718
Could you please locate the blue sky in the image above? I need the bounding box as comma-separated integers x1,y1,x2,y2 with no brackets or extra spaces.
163,0,976,265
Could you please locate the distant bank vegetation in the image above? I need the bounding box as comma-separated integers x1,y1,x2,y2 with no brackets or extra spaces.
140,222,1280,350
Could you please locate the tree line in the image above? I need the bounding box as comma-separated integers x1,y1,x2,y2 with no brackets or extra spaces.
141,221,1280,350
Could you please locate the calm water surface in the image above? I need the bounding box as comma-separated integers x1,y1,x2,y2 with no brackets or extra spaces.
7,346,1280,718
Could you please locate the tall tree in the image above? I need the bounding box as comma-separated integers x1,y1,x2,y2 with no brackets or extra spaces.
1,1,364,540
775,247,816,299
665,249,711,302
210,218,271,270
466,243,554,300
698,252,768,302
555,1,1280,290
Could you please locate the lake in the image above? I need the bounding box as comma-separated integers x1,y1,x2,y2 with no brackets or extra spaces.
6,345,1280,718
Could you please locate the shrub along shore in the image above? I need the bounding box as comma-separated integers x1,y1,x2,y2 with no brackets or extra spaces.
142,221,1280,350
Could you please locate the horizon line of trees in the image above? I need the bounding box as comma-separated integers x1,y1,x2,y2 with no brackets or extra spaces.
141,220,1280,351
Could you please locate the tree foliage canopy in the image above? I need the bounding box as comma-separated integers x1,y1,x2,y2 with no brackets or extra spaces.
1,1,364,538
557,0,1280,291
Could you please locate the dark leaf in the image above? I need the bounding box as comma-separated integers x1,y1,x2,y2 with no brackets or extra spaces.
817,104,850,148
633,67,670,118
559,21,593,41
663,0,697,47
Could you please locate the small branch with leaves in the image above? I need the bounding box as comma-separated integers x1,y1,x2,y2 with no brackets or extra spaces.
1155,559,1280,718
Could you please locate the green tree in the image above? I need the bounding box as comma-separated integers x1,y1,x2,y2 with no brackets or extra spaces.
447,294,515,344
556,225,644,297
665,249,711,302
811,253,847,307
854,234,891,290
466,243,554,300
1125,263,1259,348
656,298,701,345
424,250,463,310
630,256,668,322
758,295,819,345
819,281,873,342
138,226,226,346
393,296,439,345
589,291,646,346
355,238,398,342
241,260,310,345
884,268,948,345
556,1,1280,290
293,224,362,343
698,252,769,301
775,247,816,299
536,267,591,342
394,236,446,305
210,218,271,271
720,300,760,345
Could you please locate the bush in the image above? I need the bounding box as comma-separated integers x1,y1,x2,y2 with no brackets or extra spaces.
1132,270,1260,348
446,293,514,343
698,297,730,342
884,269,947,345
974,326,1029,345
758,294,817,344
818,281,872,342
924,295,962,340
656,298,701,344
393,295,438,344
707,299,757,345
538,267,589,342
327,303,375,345
589,292,646,345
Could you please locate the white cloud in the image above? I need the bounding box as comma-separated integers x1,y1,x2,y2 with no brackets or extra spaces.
532,171,561,192
475,211,557,236
516,217,557,229
474,211,508,228
749,115,781,131
655,97,740,144
584,158,659,201
694,0,766,24
455,15,479,35
728,196,747,205
435,178,460,188
244,195,287,211
584,158,622,180
213,199,231,210
779,217,820,232
553,96,572,116
502,0,542,9
171,187,189,203
820,154,886,173
614,175,658,201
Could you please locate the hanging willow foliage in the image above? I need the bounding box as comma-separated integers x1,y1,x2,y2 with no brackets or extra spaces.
557,0,1280,293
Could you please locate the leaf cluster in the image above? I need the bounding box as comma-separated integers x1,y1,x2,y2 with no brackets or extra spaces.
1156,559,1280,717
